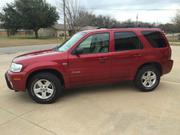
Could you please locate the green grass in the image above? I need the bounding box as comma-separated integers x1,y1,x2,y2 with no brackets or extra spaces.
0,35,179,47
0,35,58,39
0,36,63,48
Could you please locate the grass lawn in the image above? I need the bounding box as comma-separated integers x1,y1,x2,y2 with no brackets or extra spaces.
0,36,63,48
0,35,179,48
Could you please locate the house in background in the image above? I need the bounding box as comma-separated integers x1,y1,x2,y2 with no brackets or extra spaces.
0,28,33,37
0,29,7,36
38,24,98,38
38,23,70,38
166,33,180,41
0,22,7,36
80,26,98,31
0,21,98,38
0,22,69,38
0,22,34,37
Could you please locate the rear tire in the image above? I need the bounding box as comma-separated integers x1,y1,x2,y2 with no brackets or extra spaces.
134,66,160,92
27,72,62,104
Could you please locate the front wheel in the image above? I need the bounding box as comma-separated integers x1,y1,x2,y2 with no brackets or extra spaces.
27,72,62,104
134,66,160,92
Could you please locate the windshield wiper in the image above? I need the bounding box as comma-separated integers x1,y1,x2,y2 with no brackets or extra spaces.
53,46,59,51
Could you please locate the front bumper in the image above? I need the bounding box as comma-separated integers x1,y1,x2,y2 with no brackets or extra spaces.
5,71,26,91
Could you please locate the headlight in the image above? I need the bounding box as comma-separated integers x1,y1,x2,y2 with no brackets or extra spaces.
10,63,23,72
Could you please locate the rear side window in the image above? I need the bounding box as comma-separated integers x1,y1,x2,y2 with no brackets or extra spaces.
114,32,142,51
142,31,167,48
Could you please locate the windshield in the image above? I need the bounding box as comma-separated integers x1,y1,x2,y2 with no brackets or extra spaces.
57,32,86,52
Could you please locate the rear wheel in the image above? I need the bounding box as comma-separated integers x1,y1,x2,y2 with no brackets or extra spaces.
134,66,160,92
27,72,62,104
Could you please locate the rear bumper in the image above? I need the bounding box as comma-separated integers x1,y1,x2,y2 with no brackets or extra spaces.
5,71,26,91
162,60,173,75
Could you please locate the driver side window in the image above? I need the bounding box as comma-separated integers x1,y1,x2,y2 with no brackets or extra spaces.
77,33,110,54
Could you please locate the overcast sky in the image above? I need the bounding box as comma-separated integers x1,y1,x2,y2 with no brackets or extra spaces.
0,0,180,24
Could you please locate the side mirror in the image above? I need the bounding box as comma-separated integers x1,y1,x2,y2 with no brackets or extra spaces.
72,47,84,55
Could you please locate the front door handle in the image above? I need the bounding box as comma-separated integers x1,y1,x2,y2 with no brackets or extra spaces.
98,57,107,60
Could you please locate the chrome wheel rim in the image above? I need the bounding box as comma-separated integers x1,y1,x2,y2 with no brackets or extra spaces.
33,79,55,99
141,71,157,88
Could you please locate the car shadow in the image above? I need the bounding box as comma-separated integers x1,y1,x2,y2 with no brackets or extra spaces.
60,81,136,100
6,81,137,104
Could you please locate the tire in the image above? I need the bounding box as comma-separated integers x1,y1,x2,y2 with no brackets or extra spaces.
27,72,62,104
134,66,160,92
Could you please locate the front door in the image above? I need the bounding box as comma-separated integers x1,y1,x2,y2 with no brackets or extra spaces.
68,33,111,87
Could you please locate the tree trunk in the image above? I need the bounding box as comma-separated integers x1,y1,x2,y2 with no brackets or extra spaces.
63,0,67,40
34,29,39,39
7,29,10,37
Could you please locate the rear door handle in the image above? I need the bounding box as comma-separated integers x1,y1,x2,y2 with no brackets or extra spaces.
98,57,108,63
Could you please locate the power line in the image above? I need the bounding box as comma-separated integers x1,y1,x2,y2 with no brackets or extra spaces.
86,8,180,11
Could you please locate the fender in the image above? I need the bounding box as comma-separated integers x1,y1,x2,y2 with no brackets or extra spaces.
23,61,70,88
133,60,162,79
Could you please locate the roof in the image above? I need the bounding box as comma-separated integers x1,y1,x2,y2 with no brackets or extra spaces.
81,28,162,33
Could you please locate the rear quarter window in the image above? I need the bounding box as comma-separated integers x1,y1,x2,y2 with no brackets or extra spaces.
142,31,167,48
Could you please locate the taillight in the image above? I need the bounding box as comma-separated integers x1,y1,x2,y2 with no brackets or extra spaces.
168,47,172,60
162,32,171,59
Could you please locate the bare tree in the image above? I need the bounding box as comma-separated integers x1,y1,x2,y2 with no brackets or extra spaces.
62,0,67,39
65,0,82,33
55,0,125,34
56,0,91,35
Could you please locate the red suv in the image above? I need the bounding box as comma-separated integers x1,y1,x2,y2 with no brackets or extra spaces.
5,28,173,103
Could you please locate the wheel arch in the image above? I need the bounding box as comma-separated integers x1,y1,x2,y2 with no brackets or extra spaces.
135,62,162,79
26,68,65,89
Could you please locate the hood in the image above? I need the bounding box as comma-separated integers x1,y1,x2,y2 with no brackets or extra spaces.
13,49,64,64
17,49,53,57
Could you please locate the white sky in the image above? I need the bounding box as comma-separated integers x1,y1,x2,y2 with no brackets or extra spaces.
0,0,180,24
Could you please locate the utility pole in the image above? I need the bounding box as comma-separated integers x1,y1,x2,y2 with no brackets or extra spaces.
63,0,67,40
136,13,139,27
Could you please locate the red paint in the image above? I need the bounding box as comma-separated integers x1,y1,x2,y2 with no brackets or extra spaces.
5,28,173,91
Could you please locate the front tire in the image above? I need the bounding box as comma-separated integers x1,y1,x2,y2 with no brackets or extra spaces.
134,66,160,92
27,72,62,104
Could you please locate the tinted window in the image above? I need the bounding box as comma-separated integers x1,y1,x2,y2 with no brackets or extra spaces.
77,33,109,54
142,31,167,48
114,32,142,51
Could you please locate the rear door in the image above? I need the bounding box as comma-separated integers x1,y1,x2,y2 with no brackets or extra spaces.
68,32,111,87
111,31,144,81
